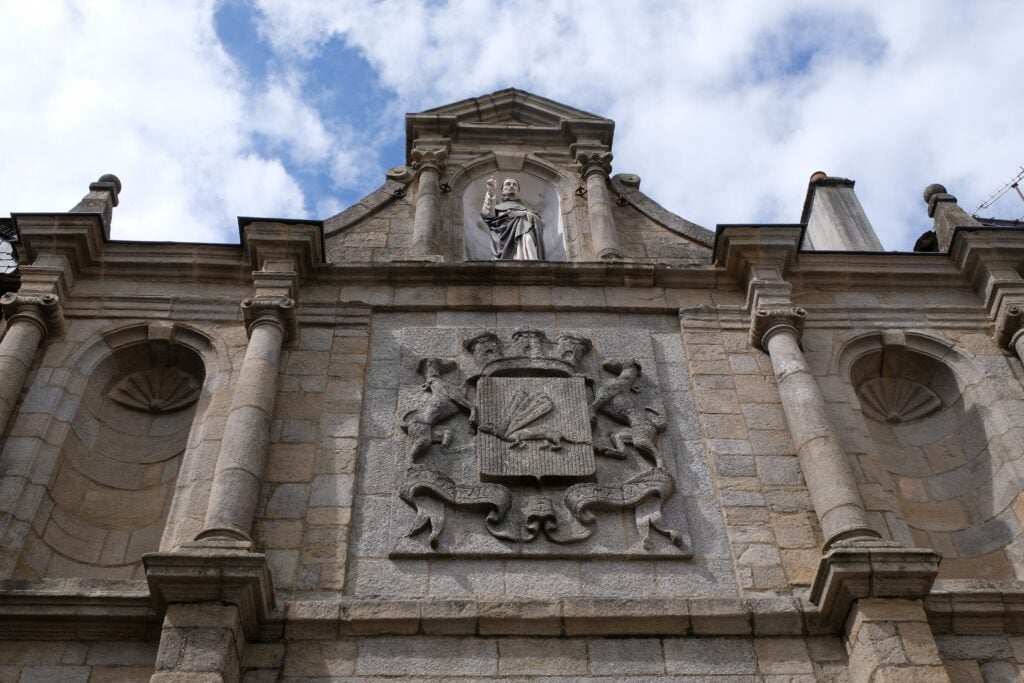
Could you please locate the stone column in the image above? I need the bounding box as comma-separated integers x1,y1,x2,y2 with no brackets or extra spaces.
0,292,64,439
576,151,623,260
751,307,879,548
196,296,295,545
409,147,447,257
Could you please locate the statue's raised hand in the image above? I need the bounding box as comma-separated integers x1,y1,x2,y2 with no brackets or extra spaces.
485,177,497,193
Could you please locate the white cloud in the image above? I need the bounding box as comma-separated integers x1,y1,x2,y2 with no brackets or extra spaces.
0,0,310,242
4,1,1023,249
254,0,1024,248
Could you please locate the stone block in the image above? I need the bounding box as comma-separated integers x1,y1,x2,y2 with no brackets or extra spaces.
587,637,666,675
664,637,757,674
478,600,561,636
355,636,498,677
497,637,588,675
563,597,689,636
19,667,90,683
754,637,814,674
421,600,478,635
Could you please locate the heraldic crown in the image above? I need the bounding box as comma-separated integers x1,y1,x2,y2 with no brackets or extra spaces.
463,329,591,377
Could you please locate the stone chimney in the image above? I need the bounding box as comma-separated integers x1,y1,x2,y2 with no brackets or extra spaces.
923,183,980,252
70,173,121,239
800,172,883,251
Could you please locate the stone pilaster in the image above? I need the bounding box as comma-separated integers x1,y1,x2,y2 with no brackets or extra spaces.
845,599,950,682
144,549,275,683
575,150,623,260
750,306,880,549
924,183,980,252
0,292,64,439
410,146,448,257
70,173,121,239
195,296,295,546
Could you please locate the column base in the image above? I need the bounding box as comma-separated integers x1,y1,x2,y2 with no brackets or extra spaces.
810,538,942,630
143,547,276,641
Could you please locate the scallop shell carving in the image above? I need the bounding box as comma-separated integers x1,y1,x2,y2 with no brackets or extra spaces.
857,377,942,424
109,367,200,413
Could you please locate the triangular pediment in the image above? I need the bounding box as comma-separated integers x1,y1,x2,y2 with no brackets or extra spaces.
406,88,614,158
415,88,609,127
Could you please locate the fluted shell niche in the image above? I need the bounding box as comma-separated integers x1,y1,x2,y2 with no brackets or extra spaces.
18,340,204,580
852,344,1024,579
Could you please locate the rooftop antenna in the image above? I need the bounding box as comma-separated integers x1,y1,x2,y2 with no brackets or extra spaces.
973,166,1024,219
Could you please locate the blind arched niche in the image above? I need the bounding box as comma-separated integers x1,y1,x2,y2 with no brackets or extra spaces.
844,332,1024,580
16,326,207,579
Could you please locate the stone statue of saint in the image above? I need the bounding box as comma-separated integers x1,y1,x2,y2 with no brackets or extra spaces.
481,177,545,260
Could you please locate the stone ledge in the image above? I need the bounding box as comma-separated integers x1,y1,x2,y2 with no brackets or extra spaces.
143,548,276,641
810,543,942,630
926,579,1024,635
278,596,815,639
0,578,158,641
7,585,1024,642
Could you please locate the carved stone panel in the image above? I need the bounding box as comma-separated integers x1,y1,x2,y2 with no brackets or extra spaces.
377,327,694,561
476,376,593,482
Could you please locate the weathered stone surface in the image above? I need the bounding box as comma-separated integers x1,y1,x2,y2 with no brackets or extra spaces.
3,89,1023,683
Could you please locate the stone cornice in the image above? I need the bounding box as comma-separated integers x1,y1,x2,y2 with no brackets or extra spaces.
8,582,1024,642
713,225,804,283
0,579,157,642
242,220,323,279
11,212,106,278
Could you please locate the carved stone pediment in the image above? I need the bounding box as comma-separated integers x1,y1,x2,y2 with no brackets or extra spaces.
386,328,692,559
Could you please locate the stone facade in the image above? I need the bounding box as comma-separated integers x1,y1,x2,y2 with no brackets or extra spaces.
1,88,1024,681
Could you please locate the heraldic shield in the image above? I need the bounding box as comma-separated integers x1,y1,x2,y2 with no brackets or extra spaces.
476,376,594,482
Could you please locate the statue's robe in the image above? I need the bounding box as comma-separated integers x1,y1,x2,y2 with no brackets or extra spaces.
482,200,544,261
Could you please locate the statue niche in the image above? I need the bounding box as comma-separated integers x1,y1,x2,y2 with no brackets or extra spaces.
462,173,566,261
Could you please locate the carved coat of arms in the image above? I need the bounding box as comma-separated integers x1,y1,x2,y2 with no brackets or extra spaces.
389,329,691,558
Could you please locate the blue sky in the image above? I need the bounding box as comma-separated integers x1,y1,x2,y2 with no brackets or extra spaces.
2,0,1023,250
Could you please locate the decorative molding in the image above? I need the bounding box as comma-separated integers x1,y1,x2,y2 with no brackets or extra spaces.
108,367,202,413
143,549,276,641
574,150,613,178
857,376,942,424
995,304,1024,354
463,329,591,377
240,296,297,340
749,306,806,351
410,147,449,174
0,291,65,337
809,538,942,630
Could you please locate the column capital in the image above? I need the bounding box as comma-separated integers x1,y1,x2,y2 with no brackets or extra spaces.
995,304,1024,353
574,150,613,178
240,296,296,340
410,146,448,174
0,291,65,337
750,306,806,351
